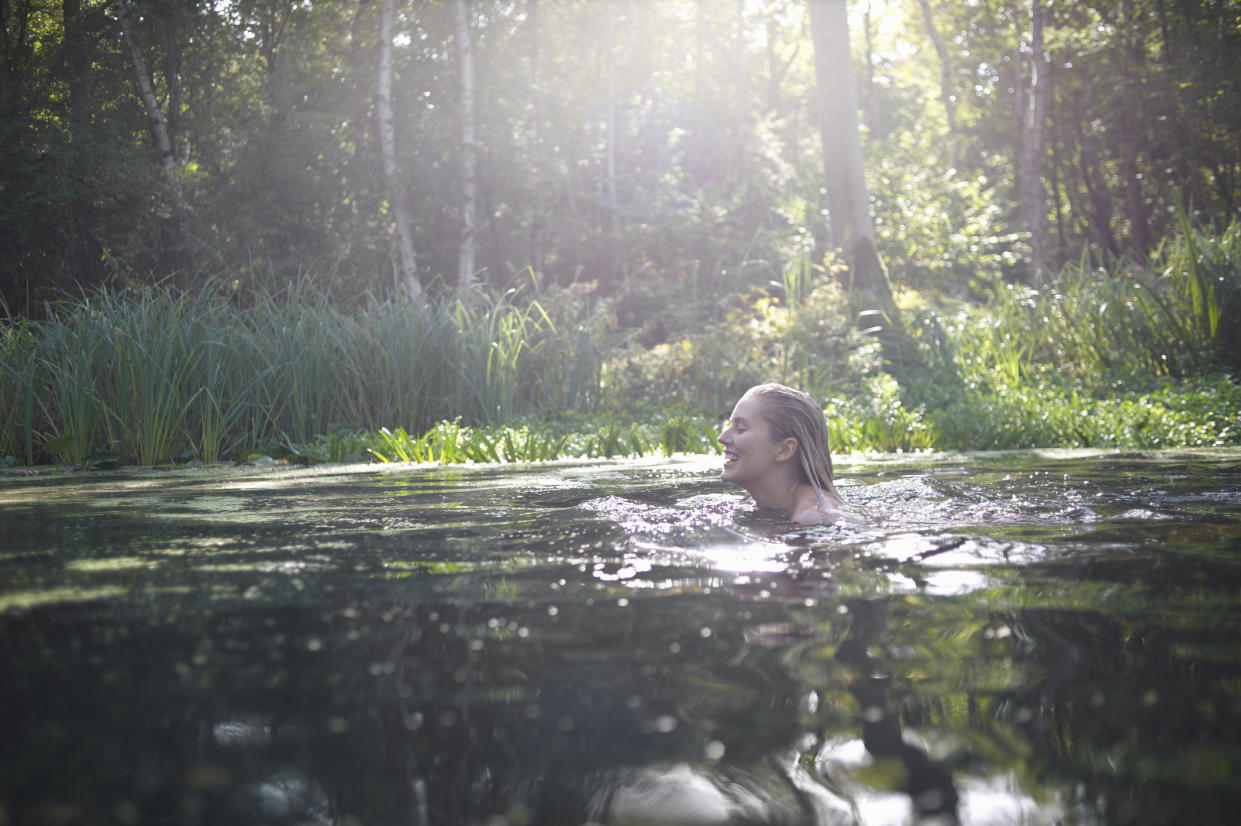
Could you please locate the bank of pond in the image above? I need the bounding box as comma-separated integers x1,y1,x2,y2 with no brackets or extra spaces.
2,217,1238,468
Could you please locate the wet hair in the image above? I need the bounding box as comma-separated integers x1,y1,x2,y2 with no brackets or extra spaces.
741,382,842,507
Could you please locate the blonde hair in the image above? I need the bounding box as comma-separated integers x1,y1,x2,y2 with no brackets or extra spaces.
742,382,842,507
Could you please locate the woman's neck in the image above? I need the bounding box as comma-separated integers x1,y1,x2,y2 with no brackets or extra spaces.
746,475,813,518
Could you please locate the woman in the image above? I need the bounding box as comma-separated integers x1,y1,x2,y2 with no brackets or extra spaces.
718,382,848,525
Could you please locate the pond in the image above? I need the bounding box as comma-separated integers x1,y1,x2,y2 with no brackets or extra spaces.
2,449,1240,826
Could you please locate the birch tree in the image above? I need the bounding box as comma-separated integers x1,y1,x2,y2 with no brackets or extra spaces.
455,0,477,292
528,0,544,276
112,0,187,239
378,0,421,298
1019,0,1049,282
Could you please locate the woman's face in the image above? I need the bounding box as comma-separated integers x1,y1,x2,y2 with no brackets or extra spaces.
718,394,785,487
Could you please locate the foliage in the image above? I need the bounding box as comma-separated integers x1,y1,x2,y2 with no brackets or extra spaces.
0,278,603,466
4,0,1239,336
605,260,880,415
360,409,725,466
4,216,1240,469
929,375,1241,452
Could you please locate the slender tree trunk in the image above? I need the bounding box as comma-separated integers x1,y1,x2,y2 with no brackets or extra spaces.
112,0,187,249
63,0,97,284
528,0,544,276
733,0,747,119
1049,68,1067,262
378,0,421,298
603,0,636,281
158,6,181,145
763,11,802,114
1009,0,1024,164
604,11,618,235
1,0,27,91
1121,142,1150,257
1019,0,1048,282
807,0,897,327
917,0,957,163
1117,7,1150,258
1076,132,1122,259
64,0,89,144
1068,87,1121,259
454,0,477,292
862,1,875,134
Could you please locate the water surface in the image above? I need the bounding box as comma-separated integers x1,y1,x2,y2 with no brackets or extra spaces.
2,449,1240,825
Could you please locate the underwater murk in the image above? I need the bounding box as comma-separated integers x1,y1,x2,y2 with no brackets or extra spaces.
2,449,1240,825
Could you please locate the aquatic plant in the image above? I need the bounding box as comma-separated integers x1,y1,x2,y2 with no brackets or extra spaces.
979,212,1239,385
0,312,39,465
359,411,725,466
3,215,1238,469
1,275,604,466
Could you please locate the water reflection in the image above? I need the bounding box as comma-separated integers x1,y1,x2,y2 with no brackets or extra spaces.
1,450,1240,824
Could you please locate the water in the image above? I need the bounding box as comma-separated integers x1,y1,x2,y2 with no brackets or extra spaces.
2,449,1240,825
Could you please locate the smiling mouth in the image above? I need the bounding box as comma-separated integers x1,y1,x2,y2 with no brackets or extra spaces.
723,450,739,467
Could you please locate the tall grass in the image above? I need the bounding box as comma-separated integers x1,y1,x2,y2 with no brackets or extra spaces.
1,279,602,465
885,214,1241,451
4,216,1237,467
983,211,1240,384
0,312,39,465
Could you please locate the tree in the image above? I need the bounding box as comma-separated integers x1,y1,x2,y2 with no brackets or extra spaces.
807,0,897,326
1019,0,1048,282
379,0,421,298
455,0,476,291
112,0,188,261
917,0,956,155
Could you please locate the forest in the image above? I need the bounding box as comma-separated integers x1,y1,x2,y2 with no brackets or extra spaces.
2,0,1239,467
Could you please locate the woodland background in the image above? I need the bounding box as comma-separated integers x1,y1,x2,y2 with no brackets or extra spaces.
2,0,1239,466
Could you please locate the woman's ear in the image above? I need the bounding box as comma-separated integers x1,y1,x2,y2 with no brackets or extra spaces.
774,436,798,463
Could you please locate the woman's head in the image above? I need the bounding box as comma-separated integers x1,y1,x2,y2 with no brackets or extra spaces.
718,383,839,501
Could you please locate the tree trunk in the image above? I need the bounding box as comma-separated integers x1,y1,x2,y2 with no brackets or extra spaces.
917,0,957,159
1048,67,1067,262
603,0,636,282
862,1,875,134
112,0,187,251
1117,6,1151,258
454,0,477,292
1075,123,1122,259
1019,0,1048,283
807,0,897,327
763,10,801,114
1,0,29,90
63,0,99,285
528,0,544,276
378,0,421,298
1008,0,1024,169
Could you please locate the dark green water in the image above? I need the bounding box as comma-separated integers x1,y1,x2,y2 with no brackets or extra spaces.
2,449,1240,826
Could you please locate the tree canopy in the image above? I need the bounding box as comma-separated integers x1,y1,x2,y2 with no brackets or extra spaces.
2,0,1238,316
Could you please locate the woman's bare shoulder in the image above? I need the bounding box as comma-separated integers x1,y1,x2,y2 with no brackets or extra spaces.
795,503,865,527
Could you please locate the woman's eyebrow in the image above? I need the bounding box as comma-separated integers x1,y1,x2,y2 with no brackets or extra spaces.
731,416,749,425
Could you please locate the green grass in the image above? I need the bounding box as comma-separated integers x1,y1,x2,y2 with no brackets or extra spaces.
0,276,602,466
3,214,1237,468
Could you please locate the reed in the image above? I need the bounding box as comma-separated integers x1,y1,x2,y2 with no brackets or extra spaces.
2,275,604,466
0,313,39,465
979,213,1239,385
4,215,1236,468
37,303,106,464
